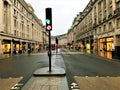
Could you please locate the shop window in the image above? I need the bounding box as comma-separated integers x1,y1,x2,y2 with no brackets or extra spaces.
2,44,11,53
106,37,113,42
16,44,20,51
107,43,112,51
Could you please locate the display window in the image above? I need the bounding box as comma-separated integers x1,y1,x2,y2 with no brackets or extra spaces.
16,44,20,51
2,43,11,54
86,43,90,50
99,37,113,51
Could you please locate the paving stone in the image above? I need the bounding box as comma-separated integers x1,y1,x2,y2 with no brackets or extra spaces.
74,76,120,90
22,76,69,90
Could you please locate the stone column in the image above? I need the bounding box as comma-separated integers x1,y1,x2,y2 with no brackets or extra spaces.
26,43,28,54
0,0,4,32
10,40,13,56
0,39,3,57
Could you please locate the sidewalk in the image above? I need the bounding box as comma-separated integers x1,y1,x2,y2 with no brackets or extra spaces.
22,76,68,90
0,53,11,59
0,50,46,60
74,76,120,90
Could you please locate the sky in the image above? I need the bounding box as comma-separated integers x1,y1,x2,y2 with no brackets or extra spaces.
25,0,90,36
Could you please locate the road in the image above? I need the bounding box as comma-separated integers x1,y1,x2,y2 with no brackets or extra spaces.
0,53,49,77
0,51,66,90
61,49,120,89
1,49,120,90
0,53,50,89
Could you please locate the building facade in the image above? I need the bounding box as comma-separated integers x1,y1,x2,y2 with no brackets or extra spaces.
0,0,45,56
51,34,67,49
68,0,120,58
67,28,74,49
57,34,67,48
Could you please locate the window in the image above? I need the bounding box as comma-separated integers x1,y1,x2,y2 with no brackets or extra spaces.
117,18,120,28
109,0,112,4
109,6,113,14
14,0,16,5
99,27,101,33
103,0,106,8
14,30,16,36
104,10,107,19
27,25,29,33
17,21,18,29
22,24,24,31
14,19,16,28
98,2,101,11
103,25,106,31
14,9,16,14
108,22,112,30
117,1,120,8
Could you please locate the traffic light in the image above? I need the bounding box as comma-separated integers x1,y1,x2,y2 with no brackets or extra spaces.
46,8,52,31
56,37,58,44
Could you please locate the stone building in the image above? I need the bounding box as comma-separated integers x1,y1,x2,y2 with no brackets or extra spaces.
57,34,67,48
51,34,67,49
68,0,120,58
0,0,45,56
67,28,74,49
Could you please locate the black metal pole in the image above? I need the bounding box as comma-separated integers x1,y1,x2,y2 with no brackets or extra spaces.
48,31,51,72
56,44,58,54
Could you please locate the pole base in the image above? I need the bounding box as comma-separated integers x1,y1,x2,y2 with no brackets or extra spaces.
33,67,66,76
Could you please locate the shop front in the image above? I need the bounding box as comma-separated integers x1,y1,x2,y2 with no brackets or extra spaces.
98,37,113,59
85,36,94,51
86,40,90,50
2,39,11,54
94,38,99,51
12,40,21,54
99,37,113,52
113,35,120,59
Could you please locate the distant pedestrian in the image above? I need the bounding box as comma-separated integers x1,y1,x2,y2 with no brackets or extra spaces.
28,48,31,55
13,48,16,55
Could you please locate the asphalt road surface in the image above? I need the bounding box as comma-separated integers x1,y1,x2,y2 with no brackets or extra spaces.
1,49,120,90
0,51,66,90
0,53,50,89
61,49,120,89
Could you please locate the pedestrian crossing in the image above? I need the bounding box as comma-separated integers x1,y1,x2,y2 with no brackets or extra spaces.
61,51,84,55
26,51,84,56
0,77,23,90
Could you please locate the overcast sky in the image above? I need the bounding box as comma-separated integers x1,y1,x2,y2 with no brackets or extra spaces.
25,0,90,36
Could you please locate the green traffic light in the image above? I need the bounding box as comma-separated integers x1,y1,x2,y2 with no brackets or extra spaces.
46,19,50,24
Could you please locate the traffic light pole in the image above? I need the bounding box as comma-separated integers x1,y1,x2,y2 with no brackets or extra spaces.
33,8,65,76
48,31,52,72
